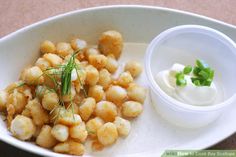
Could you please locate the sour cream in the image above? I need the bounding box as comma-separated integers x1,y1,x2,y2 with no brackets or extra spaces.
155,63,217,106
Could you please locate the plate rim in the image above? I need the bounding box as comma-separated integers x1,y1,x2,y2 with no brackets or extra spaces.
1,5,236,41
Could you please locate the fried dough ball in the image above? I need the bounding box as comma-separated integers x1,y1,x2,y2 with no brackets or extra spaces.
43,53,63,67
7,89,27,114
124,61,142,78
40,40,56,54
98,69,112,89
53,140,85,156
71,38,87,51
26,98,49,126
88,54,108,70
69,122,88,143
86,117,104,138
35,58,51,71
114,117,131,137
97,122,118,146
122,101,143,118
85,48,100,60
117,71,133,88
0,90,8,111
105,54,118,73
85,65,99,86
21,66,44,85
42,92,59,111
88,85,104,102
10,115,36,140
36,125,57,148
98,30,123,59
51,124,69,142
127,83,146,103
106,85,127,105
78,97,96,121
95,101,117,122
56,42,74,57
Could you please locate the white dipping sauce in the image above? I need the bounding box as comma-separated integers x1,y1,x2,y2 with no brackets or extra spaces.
155,63,217,106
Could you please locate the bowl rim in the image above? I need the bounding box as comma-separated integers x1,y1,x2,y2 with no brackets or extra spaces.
145,24,236,112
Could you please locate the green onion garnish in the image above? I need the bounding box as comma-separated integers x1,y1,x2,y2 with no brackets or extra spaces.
175,59,214,87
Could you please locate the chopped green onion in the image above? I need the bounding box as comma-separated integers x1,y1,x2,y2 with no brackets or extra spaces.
175,59,214,87
175,72,186,87
183,65,192,74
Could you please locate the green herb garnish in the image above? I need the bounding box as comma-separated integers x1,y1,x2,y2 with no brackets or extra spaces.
175,72,187,86
175,59,214,87
183,65,192,74
192,59,214,86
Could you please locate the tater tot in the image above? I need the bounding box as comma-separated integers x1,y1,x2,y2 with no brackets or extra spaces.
71,38,87,51
98,69,112,89
26,98,49,126
7,89,27,114
86,117,104,138
40,40,56,54
85,65,99,86
106,85,127,105
0,90,8,111
35,58,51,71
122,101,143,118
85,48,100,60
117,71,133,88
51,124,69,142
124,61,142,78
43,53,63,67
127,83,146,103
88,54,108,70
98,30,123,59
78,97,96,121
95,101,117,122
21,66,44,85
70,122,88,143
88,85,104,102
105,54,118,73
56,42,74,57
114,117,131,137
10,115,36,140
97,122,118,146
42,92,59,111
36,125,57,148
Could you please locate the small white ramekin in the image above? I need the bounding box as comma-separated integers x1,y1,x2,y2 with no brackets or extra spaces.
145,25,236,128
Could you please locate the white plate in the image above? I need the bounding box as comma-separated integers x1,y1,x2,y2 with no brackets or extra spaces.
0,5,236,157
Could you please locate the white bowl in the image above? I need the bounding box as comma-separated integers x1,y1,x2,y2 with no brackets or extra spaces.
145,25,236,128
1,5,236,157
